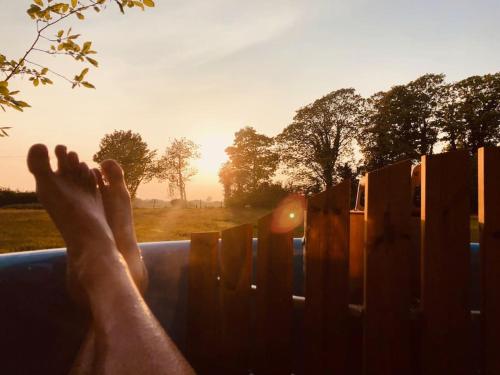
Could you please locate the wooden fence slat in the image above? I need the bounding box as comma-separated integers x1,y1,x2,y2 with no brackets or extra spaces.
478,147,500,374
363,160,412,375
187,232,219,373
350,211,364,305
219,224,253,374
421,151,472,375
304,180,350,374
255,213,294,375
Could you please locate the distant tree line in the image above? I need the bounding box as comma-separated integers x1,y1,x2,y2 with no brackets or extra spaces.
220,72,500,208
0,188,38,207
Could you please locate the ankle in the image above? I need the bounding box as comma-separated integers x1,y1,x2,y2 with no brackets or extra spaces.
76,247,127,292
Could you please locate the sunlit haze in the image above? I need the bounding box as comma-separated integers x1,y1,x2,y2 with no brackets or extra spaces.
1,0,499,200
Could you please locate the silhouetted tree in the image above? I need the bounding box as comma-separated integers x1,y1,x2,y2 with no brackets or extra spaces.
359,74,445,170
276,88,365,193
447,73,500,154
158,138,200,201
93,130,158,198
219,126,280,207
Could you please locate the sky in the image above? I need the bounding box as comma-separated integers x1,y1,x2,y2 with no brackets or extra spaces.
1,0,499,201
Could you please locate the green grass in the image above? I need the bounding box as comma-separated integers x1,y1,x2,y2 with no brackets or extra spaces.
0,208,479,254
0,207,271,254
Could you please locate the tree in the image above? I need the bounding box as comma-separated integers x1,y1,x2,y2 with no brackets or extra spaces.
0,0,155,136
93,130,158,198
158,138,200,201
437,82,463,151
276,88,365,193
359,74,445,169
219,126,280,207
446,73,500,154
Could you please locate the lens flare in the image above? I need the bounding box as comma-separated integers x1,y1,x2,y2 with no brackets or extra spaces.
271,194,305,233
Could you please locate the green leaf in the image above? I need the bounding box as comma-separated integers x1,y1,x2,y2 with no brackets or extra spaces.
34,0,44,6
71,0,77,8
33,78,39,87
133,1,144,10
81,81,95,89
57,30,64,38
86,57,99,67
76,12,84,20
16,101,30,108
143,0,154,7
41,67,48,75
82,41,92,53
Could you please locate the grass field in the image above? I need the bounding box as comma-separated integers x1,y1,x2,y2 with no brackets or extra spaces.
0,207,274,253
0,207,478,254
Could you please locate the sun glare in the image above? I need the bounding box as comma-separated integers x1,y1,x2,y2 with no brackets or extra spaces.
195,135,230,176
271,194,306,233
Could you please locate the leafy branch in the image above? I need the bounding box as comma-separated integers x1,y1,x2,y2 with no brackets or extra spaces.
0,0,155,135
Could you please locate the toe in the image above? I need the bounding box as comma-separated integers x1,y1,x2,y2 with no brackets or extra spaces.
92,168,106,190
67,151,80,171
101,159,126,188
55,145,69,174
78,162,91,186
27,144,53,177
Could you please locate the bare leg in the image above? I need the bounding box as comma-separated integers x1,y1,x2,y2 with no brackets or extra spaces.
70,157,150,374
28,144,194,375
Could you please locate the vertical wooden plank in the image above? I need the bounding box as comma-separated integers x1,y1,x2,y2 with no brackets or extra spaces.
255,213,294,375
187,232,219,374
421,151,472,375
219,224,253,374
304,180,350,374
350,211,365,305
364,160,412,375
478,147,500,375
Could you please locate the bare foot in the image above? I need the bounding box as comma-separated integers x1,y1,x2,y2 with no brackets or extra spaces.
93,160,148,293
27,144,125,298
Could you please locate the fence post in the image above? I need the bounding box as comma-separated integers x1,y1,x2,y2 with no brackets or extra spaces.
478,147,500,375
219,224,253,374
363,160,412,375
421,151,472,375
255,213,294,374
304,180,350,374
187,232,220,373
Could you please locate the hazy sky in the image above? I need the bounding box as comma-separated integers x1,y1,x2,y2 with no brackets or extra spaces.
1,0,499,200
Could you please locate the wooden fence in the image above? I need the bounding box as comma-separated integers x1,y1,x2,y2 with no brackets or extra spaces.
186,148,500,375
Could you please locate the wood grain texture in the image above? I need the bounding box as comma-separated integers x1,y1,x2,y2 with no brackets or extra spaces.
304,180,350,374
421,151,472,375
350,210,364,305
363,160,412,375
219,224,253,374
255,213,294,375
187,232,220,373
478,147,500,375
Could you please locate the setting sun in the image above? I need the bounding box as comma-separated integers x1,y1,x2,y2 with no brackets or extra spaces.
194,135,230,176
